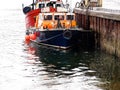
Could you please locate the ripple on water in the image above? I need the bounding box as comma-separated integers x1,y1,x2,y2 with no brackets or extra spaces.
0,8,120,90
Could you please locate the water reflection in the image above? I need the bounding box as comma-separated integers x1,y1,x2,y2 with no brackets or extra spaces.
0,8,120,90
89,54,120,90
23,43,100,90
24,42,120,90
26,43,95,74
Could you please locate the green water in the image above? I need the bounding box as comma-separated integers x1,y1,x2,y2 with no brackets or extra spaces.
25,43,120,90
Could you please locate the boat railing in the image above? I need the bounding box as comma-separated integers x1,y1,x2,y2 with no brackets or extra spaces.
75,1,120,14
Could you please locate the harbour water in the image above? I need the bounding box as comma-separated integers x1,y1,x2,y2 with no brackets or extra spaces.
0,1,120,90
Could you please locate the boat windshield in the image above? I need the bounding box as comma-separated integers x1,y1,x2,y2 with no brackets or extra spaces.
55,4,61,7
66,15,74,20
44,15,52,20
39,4,45,8
47,1,56,7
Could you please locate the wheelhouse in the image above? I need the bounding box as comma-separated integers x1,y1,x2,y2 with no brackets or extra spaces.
36,1,64,9
36,12,76,29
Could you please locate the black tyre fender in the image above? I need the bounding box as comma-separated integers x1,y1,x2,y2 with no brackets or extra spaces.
63,30,72,40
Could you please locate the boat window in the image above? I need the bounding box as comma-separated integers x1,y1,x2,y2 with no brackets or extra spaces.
39,4,45,8
54,15,64,20
66,15,74,20
47,2,55,7
47,3,53,7
44,15,52,20
56,4,61,7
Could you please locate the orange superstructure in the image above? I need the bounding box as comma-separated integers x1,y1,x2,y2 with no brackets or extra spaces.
23,0,77,30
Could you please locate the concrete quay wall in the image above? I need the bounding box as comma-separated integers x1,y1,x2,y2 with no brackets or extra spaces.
74,8,120,57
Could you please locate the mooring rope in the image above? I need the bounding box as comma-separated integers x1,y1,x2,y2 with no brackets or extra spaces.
37,30,72,43
39,33,62,43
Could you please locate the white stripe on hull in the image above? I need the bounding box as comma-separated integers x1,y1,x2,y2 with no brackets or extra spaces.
31,40,71,49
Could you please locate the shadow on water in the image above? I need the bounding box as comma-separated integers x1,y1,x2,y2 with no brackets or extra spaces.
24,42,120,90
88,53,120,90
27,43,95,71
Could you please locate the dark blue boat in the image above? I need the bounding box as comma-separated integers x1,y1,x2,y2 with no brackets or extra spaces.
24,0,94,49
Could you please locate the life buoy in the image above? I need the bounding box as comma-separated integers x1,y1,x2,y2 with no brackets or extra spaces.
25,35,30,42
30,34,37,40
63,30,72,40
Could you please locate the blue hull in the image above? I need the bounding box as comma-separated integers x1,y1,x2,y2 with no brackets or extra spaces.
35,30,81,49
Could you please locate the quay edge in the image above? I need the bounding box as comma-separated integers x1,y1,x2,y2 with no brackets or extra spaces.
74,7,120,58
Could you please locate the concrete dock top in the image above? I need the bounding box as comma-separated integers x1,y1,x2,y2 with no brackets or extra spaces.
74,8,120,21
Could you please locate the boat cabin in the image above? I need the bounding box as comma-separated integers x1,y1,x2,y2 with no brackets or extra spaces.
35,12,76,29
35,0,69,13
36,1,64,9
